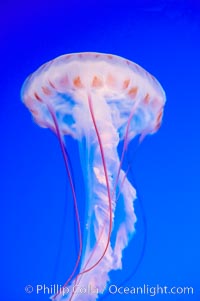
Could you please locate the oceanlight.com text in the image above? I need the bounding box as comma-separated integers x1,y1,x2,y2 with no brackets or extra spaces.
108,284,194,296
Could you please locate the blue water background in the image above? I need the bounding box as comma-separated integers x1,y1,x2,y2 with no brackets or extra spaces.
1,1,200,300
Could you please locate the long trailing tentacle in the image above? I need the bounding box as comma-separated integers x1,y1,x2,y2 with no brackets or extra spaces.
47,105,83,300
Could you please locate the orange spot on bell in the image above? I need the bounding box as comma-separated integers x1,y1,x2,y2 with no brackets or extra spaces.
123,79,130,89
156,110,163,124
34,92,42,102
73,76,84,88
154,110,163,132
48,80,56,89
42,86,52,96
92,76,103,88
65,54,72,59
128,86,138,98
144,93,150,104
107,55,113,59
106,74,116,87
30,108,38,116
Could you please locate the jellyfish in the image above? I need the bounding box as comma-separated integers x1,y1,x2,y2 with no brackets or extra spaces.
21,52,166,301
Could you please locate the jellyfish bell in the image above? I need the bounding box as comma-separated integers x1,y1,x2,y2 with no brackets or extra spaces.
21,52,166,300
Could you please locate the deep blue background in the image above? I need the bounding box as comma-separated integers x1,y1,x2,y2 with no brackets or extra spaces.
1,0,200,300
